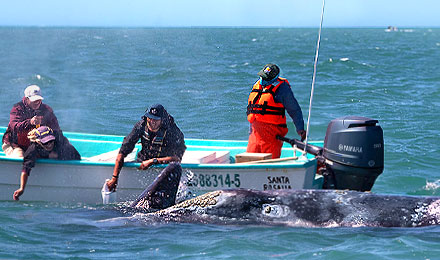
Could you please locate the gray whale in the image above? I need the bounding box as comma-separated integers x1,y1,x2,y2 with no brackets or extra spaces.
133,189,440,228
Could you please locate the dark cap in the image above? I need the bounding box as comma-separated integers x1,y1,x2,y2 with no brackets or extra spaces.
144,104,165,120
257,64,280,81
35,126,55,144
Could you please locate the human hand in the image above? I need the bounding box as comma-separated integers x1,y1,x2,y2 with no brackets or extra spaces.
138,159,154,170
297,130,306,141
106,177,118,192
30,116,43,126
27,128,38,142
13,188,24,201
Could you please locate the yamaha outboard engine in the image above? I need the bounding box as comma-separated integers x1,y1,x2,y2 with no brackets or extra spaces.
321,116,384,191
278,116,384,191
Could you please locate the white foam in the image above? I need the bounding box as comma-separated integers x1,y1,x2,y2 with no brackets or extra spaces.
424,180,440,191
96,216,133,226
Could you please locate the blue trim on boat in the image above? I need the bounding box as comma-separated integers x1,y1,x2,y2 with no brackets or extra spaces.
0,126,322,169
0,154,316,169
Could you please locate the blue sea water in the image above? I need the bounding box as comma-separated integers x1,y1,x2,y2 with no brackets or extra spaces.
0,27,439,259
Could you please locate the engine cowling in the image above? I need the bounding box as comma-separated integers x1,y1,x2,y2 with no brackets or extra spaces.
322,116,384,191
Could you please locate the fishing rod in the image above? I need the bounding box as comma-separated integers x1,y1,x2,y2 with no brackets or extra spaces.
302,0,325,158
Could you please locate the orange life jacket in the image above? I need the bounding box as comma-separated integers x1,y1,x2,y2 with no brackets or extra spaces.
247,77,287,126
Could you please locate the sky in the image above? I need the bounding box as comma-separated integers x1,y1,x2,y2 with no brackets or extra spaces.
0,0,439,28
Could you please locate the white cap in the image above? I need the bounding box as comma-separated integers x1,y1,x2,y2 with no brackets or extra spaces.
24,85,44,102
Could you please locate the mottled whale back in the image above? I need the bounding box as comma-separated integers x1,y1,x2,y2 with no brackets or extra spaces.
133,189,440,228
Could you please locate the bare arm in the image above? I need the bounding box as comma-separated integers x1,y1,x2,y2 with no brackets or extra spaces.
106,153,125,191
13,171,29,201
138,155,181,170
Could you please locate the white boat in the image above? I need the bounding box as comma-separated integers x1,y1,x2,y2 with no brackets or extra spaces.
0,126,323,204
1,116,384,204
385,26,398,32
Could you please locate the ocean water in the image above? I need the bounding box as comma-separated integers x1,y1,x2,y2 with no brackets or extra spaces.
0,27,439,259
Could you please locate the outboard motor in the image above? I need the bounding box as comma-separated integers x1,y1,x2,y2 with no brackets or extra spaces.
278,116,384,191
321,116,384,191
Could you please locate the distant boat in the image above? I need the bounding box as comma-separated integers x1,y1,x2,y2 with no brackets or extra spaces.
385,26,398,32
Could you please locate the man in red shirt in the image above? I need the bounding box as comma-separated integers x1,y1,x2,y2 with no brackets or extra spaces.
2,85,60,157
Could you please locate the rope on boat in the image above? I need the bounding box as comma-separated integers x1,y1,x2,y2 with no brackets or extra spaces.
302,0,325,158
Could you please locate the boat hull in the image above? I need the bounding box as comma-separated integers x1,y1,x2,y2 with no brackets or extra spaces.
0,158,321,204
0,127,322,204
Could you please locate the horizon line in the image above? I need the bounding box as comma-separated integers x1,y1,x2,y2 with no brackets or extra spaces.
0,25,439,29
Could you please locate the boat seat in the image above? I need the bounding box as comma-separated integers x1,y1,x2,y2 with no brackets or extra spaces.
87,149,231,164
86,148,138,162
181,150,230,164
235,152,272,163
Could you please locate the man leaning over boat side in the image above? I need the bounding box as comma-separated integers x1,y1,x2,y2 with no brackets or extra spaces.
246,64,306,159
106,104,186,209
2,85,61,158
13,126,81,201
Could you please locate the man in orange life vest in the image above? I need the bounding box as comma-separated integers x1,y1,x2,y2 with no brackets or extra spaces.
2,85,61,158
247,64,306,159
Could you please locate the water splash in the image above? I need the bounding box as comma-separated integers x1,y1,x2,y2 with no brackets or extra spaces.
424,180,440,191
176,170,197,203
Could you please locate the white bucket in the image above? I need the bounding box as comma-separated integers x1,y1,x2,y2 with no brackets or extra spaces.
101,179,117,204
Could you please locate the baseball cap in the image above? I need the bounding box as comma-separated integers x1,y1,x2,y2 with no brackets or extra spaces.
144,104,165,120
257,64,280,81
35,126,55,144
24,85,44,102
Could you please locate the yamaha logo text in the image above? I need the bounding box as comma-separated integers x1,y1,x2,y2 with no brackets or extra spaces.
338,144,363,153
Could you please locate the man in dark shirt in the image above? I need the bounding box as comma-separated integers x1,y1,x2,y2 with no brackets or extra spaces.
13,126,81,201
107,104,186,210
2,85,60,158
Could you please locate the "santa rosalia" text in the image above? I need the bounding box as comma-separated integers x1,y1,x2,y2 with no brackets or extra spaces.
263,176,292,190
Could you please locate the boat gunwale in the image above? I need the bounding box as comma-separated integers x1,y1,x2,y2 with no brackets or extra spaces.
0,155,317,169
0,127,320,169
